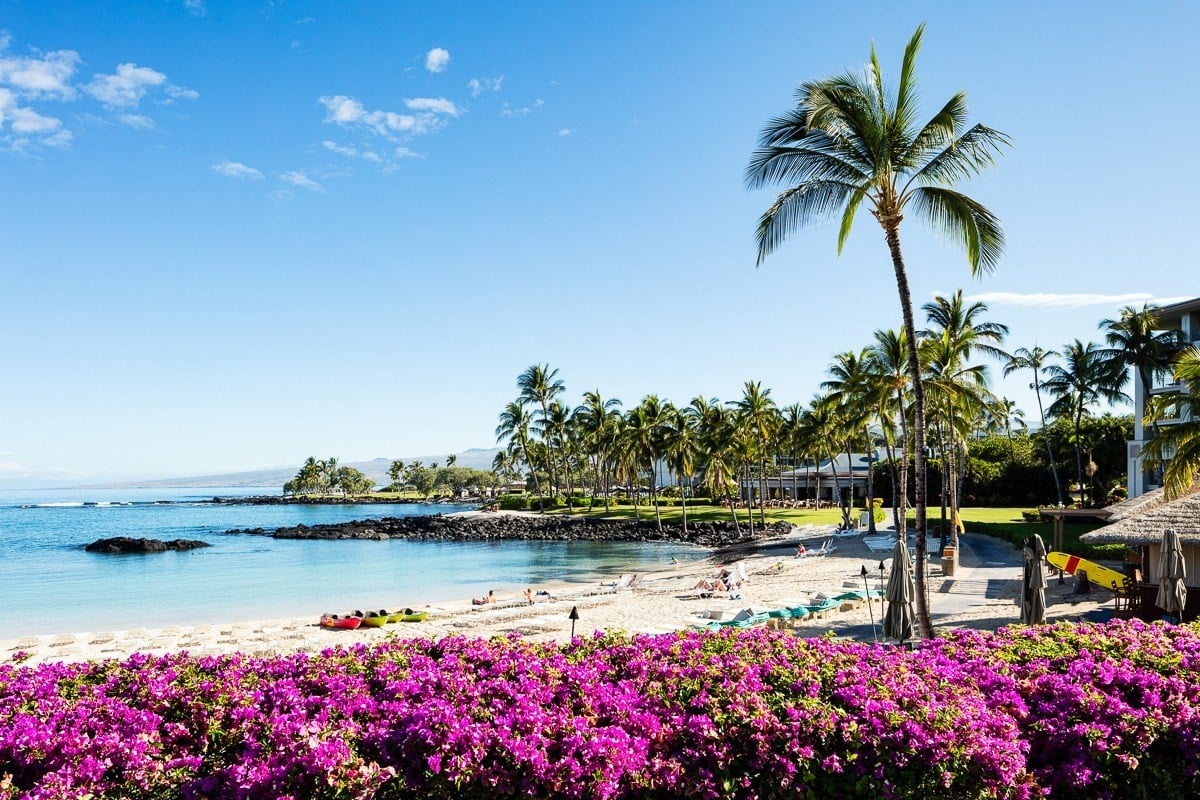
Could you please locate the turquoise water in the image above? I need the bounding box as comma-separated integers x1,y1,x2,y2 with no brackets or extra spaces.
0,488,700,638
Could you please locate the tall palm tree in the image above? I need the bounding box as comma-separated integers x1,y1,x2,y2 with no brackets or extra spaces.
496,400,541,500
1100,303,1185,486
1043,340,1128,507
1143,345,1200,499
662,404,699,534
822,350,876,530
733,381,778,529
517,364,565,495
922,292,1006,546
1003,345,1064,506
865,328,912,530
694,403,742,532
623,395,669,531
746,25,1008,638
574,390,623,512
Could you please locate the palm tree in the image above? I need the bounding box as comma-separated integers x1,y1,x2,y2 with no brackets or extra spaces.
746,26,1008,638
733,381,778,529
662,404,699,534
496,401,541,500
1043,340,1128,507
623,395,669,531
1100,304,1185,486
1003,346,1064,506
574,390,623,512
1143,345,1200,499
865,328,912,530
922,292,1006,547
517,363,565,495
822,350,876,530
695,404,742,532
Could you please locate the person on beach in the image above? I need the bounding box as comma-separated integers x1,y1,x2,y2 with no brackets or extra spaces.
796,543,807,557
524,588,533,605
472,590,496,606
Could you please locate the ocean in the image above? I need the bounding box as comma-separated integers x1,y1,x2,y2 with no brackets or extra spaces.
0,487,700,638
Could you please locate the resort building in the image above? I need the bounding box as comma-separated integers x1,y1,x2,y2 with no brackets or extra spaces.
1127,296,1200,498
741,452,881,505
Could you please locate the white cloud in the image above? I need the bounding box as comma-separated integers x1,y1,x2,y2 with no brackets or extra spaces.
279,170,324,192
118,113,155,129
85,63,167,108
0,87,70,150
558,128,572,137
468,76,503,96
165,85,199,101
0,48,80,98
184,0,206,16
501,98,543,117
395,146,419,158
962,291,1179,310
318,94,447,137
322,139,382,162
212,160,264,179
425,47,450,73
406,96,460,116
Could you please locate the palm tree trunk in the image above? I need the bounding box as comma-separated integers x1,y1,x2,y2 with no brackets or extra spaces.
758,455,768,528
1073,401,1086,507
1032,375,1065,506
650,454,663,531
885,225,932,639
864,424,877,534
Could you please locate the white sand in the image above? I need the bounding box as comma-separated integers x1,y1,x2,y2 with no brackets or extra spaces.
1,532,1114,667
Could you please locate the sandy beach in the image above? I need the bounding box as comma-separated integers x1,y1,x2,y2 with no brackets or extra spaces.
1,522,1116,667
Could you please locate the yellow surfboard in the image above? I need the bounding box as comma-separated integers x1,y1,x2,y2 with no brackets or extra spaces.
1045,552,1127,591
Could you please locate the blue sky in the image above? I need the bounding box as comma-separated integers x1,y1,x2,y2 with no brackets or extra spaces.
1,1,1195,486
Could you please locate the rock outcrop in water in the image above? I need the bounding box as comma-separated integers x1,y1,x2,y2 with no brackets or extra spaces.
225,514,790,549
84,537,212,554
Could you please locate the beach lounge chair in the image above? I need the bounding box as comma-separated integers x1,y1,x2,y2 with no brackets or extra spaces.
598,574,634,593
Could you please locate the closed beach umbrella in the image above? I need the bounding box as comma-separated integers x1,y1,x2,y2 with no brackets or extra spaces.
1020,534,1047,625
883,538,915,642
1156,527,1187,621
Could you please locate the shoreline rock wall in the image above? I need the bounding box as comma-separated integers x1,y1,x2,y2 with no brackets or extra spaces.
226,514,791,549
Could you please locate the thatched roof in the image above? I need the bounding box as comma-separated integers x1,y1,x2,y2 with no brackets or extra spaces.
1081,482,1200,545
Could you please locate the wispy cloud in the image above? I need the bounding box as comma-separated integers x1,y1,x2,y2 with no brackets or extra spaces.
279,170,324,192
318,94,456,138
165,85,199,101
425,47,450,73
184,0,206,17
118,113,155,129
406,97,460,116
212,160,264,179
501,98,543,117
963,291,1191,310
0,87,70,150
323,139,382,162
395,146,419,158
468,76,503,96
558,128,572,137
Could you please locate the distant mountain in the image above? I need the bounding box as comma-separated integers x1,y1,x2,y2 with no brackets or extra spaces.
89,448,503,490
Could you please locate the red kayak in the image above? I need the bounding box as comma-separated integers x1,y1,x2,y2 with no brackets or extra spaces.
319,613,363,630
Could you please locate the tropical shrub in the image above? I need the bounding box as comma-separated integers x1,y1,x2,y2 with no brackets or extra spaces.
2,621,1198,799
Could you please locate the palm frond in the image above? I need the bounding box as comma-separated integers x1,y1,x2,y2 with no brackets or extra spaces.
908,185,1005,274
754,180,858,265
804,76,886,173
836,186,867,254
893,24,925,137
744,140,868,190
907,123,1011,187
900,92,968,167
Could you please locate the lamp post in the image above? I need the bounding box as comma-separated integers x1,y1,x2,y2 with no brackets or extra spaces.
878,560,886,594
568,605,580,640
861,565,877,642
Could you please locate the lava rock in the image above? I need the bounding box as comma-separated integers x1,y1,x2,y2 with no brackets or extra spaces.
84,537,211,554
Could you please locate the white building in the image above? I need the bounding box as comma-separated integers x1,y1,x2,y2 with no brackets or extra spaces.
1127,296,1200,498
741,452,881,504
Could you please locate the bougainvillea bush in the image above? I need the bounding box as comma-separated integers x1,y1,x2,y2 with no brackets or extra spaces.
2,620,1198,799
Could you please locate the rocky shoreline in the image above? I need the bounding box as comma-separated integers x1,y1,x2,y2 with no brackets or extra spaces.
85,537,211,554
225,513,791,549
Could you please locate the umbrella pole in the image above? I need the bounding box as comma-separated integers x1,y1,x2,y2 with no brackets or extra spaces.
861,565,877,643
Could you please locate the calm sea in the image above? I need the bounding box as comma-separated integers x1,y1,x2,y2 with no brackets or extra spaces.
0,487,700,638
